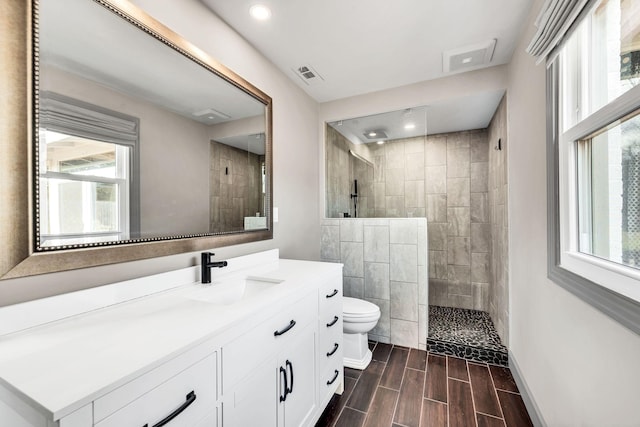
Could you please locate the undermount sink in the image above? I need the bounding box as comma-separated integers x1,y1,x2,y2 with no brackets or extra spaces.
185,276,284,305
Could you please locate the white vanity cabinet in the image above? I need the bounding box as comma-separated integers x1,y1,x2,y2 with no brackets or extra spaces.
222,291,318,427
93,343,219,427
317,272,344,408
0,252,343,427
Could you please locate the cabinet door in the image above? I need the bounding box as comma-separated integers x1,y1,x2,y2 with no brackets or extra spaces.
279,323,317,427
224,357,277,427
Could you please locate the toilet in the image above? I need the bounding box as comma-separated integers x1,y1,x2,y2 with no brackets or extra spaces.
342,297,381,370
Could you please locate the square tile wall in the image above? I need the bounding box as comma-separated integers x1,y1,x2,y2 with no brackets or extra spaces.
326,129,493,314
321,218,428,350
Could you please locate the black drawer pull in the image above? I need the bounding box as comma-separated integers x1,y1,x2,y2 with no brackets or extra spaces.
326,316,339,327
274,319,296,336
279,366,288,402
286,359,294,394
326,289,338,298
327,343,339,357
142,390,196,427
327,370,339,385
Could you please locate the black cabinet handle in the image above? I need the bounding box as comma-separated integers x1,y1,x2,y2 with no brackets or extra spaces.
142,390,196,427
326,370,339,385
326,289,338,298
286,359,293,394
274,319,296,336
279,366,288,402
326,343,339,357
326,316,339,327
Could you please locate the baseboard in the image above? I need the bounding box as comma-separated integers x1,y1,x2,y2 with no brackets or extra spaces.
508,350,547,427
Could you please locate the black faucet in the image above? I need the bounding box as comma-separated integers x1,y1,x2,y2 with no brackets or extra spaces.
201,252,228,284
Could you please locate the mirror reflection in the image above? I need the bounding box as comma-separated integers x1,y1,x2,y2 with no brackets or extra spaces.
37,0,269,250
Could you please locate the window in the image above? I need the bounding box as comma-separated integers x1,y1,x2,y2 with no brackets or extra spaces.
37,93,140,249
38,130,131,247
549,0,640,331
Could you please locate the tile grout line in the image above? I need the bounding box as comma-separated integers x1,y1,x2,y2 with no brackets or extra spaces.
488,364,506,420
476,410,505,420
417,351,427,427
388,345,408,425
465,358,481,427
445,351,450,427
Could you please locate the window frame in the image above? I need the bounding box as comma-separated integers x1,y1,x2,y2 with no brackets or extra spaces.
548,61,640,336
38,144,131,246
37,93,141,249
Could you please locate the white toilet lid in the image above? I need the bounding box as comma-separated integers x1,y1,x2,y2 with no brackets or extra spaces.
343,297,380,316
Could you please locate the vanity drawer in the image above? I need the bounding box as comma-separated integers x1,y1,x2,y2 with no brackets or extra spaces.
223,290,317,390
318,274,342,314
94,340,218,423
95,353,216,427
320,363,343,400
319,316,343,374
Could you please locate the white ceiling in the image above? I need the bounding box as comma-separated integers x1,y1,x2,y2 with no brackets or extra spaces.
39,0,265,126
200,0,533,103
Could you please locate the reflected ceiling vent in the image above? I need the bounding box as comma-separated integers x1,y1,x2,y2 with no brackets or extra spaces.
292,64,324,85
443,39,496,73
192,108,231,120
363,129,388,140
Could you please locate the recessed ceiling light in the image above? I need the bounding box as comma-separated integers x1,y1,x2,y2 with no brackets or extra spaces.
462,57,473,64
404,123,416,130
377,140,385,145
250,4,271,20
369,132,377,137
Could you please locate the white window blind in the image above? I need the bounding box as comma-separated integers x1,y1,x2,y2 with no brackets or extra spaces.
40,92,138,146
526,0,594,63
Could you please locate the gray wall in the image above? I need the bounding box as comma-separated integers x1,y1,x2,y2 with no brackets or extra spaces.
209,141,263,233
487,95,509,346
321,218,428,350
326,129,492,312
325,126,351,217
325,126,375,218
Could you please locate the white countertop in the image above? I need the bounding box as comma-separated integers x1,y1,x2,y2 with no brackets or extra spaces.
0,255,342,421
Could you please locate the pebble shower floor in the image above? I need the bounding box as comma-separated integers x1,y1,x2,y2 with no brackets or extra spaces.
426,306,508,366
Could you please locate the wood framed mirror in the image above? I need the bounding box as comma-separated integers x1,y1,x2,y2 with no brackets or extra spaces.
0,0,273,279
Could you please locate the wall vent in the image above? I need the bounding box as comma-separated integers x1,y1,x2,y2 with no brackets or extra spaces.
292,64,324,85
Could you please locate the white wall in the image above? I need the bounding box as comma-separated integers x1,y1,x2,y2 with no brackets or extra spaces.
507,0,640,424
0,0,320,306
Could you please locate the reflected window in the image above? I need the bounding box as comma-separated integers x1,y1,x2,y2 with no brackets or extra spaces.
39,131,132,247
37,93,140,248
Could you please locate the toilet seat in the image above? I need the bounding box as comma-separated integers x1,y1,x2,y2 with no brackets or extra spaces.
343,297,380,322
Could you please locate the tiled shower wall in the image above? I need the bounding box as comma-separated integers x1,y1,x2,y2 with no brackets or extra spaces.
320,218,428,349
325,129,491,311
487,96,509,346
209,140,263,233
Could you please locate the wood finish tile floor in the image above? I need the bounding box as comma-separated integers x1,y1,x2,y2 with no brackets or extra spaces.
315,342,533,427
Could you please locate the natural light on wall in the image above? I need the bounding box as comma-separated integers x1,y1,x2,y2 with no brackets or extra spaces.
557,0,640,302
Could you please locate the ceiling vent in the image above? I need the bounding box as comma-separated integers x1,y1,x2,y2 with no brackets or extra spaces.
292,64,324,85
192,108,231,120
443,39,496,73
363,129,388,140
